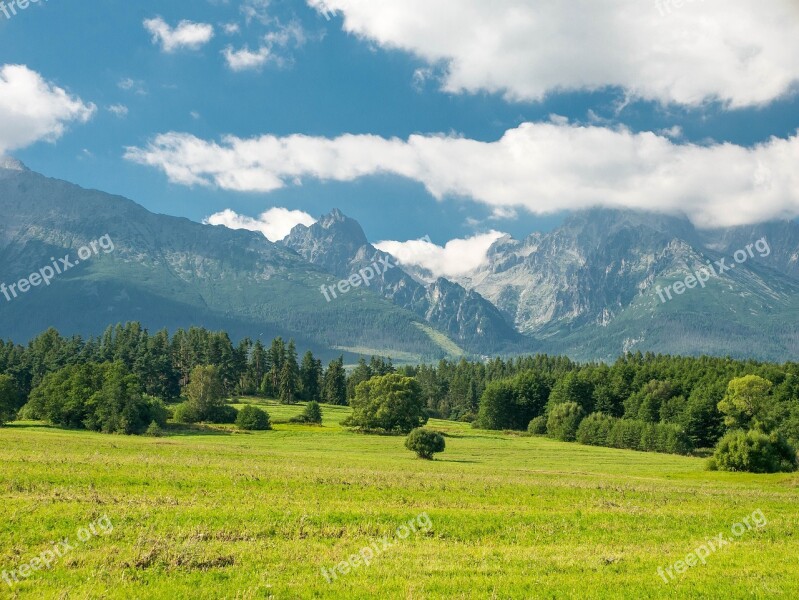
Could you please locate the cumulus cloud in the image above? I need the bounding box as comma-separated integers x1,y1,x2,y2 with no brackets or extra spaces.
204,207,316,242
0,65,96,155
125,123,799,229
306,0,799,108
376,232,506,279
223,46,272,71
144,16,214,52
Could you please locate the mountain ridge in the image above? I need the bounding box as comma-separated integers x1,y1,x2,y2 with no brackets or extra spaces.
1,164,798,362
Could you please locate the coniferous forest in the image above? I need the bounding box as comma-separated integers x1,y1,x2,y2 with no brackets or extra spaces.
2,322,797,472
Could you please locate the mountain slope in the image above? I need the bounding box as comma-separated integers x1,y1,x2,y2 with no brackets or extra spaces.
0,164,459,361
283,209,521,353
455,209,799,361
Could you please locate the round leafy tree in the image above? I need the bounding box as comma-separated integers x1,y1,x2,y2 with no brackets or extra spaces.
405,428,445,460
236,405,272,431
348,374,427,434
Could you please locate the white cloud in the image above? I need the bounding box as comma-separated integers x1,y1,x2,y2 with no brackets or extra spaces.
222,22,241,35
144,16,214,52
107,104,129,118
223,21,306,71
204,207,316,242
125,123,799,229
0,65,96,155
306,0,799,108
223,45,272,71
376,232,506,279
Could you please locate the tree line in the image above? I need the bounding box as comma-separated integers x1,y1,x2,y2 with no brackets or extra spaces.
1,322,797,472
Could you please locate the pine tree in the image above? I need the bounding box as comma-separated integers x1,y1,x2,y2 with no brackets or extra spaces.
300,351,322,402
323,356,347,406
249,340,267,396
266,337,286,397
279,340,300,404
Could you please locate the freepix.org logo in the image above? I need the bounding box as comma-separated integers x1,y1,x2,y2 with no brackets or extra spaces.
0,0,51,21
1,234,115,303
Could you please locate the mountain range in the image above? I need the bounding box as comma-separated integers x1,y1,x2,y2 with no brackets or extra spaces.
1,160,798,362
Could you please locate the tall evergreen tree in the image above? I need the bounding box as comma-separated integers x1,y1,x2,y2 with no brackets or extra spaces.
265,337,286,397
300,351,322,402
279,341,300,404
323,356,347,406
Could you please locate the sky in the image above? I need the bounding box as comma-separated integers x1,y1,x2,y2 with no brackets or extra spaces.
1,0,798,278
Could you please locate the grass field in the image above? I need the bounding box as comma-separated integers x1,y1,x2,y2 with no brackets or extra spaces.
1,399,798,599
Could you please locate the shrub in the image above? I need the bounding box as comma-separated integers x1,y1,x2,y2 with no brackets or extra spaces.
712,430,797,473
576,413,616,446
236,405,272,431
145,421,163,437
207,403,239,424
546,402,585,442
172,402,199,424
290,401,323,425
527,415,547,435
405,428,445,459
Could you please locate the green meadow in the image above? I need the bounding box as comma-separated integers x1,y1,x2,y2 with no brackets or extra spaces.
1,400,798,599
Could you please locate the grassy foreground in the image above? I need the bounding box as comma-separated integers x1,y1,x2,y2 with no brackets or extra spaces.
1,400,798,599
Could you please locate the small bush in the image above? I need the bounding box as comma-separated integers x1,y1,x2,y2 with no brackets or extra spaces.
546,402,585,441
712,430,797,473
405,428,446,459
145,421,163,437
207,404,239,424
527,415,547,435
173,402,199,424
236,405,272,431
290,401,323,425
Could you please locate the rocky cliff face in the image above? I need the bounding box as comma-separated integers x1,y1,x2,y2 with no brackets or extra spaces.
283,210,520,352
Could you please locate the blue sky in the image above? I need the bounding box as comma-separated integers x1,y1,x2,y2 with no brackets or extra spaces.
1,0,798,276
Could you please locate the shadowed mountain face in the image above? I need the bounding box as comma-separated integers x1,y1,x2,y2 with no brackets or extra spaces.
1,162,798,362
0,165,467,362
